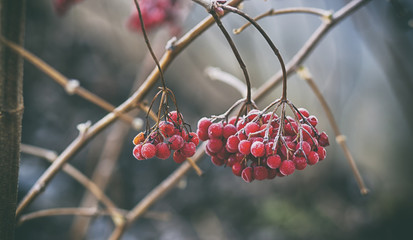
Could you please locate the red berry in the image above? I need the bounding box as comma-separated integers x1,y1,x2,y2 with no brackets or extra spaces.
228,116,238,125
169,134,184,150
267,154,281,169
168,111,183,125
197,129,209,141
232,162,243,176
187,132,199,146
250,141,265,157
156,142,171,160
141,143,156,159
279,160,295,176
244,122,260,136
241,167,254,183
173,150,186,164
133,144,145,160
317,146,326,160
318,132,330,147
197,117,212,132
307,115,318,127
208,123,223,139
308,151,319,165
297,108,310,119
206,138,224,153
302,124,314,141
223,124,237,139
293,156,307,170
211,155,225,166
238,140,252,155
159,121,175,137
226,135,240,153
295,141,311,156
281,142,296,159
253,166,268,180
284,121,298,135
181,142,196,157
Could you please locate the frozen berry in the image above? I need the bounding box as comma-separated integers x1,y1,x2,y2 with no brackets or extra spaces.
169,134,184,150
244,122,260,136
279,160,295,176
223,124,237,139
156,142,171,160
226,135,240,153
318,132,330,147
211,155,225,166
159,121,175,137
267,154,281,169
173,150,186,164
241,167,254,183
293,156,307,170
232,162,243,176
133,144,145,160
307,151,319,165
317,146,326,160
197,117,212,132
307,115,318,127
181,142,196,157
238,140,252,155
208,123,223,139
207,138,224,153
141,143,156,159
251,141,265,157
197,129,209,141
297,108,310,119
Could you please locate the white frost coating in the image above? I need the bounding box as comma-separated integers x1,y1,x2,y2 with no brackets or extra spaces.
65,79,80,95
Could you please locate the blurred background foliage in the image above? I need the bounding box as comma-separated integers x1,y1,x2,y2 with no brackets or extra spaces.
16,0,413,239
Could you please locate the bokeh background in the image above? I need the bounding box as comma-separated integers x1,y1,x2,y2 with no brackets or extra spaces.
16,0,413,239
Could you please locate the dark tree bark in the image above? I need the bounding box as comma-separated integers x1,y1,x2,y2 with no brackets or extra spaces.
0,0,25,238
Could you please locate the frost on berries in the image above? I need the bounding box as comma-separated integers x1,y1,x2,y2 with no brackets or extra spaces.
132,111,199,163
197,107,329,183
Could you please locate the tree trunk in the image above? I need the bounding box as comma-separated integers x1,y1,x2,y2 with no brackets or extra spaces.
0,0,25,238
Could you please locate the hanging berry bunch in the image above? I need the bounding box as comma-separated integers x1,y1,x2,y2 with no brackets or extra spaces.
131,0,198,163
195,2,330,182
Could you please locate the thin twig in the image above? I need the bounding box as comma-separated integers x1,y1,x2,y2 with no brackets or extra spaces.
297,67,368,195
234,7,332,34
210,10,253,104
15,0,244,218
20,144,125,225
0,37,140,129
205,67,248,97
253,0,372,102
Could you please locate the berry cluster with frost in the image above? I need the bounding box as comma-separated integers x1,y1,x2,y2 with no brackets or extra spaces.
197,107,329,182
133,111,199,163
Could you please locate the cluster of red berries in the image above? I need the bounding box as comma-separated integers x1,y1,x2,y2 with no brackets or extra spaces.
132,111,199,163
127,0,174,32
197,108,329,182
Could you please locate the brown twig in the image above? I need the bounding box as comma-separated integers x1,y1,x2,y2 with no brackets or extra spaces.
15,0,244,218
253,0,372,102
0,37,141,130
20,144,125,225
297,67,368,195
234,7,332,34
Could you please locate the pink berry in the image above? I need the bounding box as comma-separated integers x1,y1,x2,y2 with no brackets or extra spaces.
307,115,318,127
226,135,240,153
238,140,252,155
244,122,260,136
232,162,243,176
267,168,277,179
187,132,200,146
223,124,237,139
181,142,196,157
141,143,156,159
173,150,186,164
302,124,314,141
241,167,254,183
247,109,261,121
168,111,183,125
297,108,310,119
307,151,319,165
317,146,326,160
159,121,175,137
197,129,209,141
156,142,171,160
279,160,295,176
197,117,212,132
169,134,184,150
226,154,239,167
206,138,224,153
293,156,307,170
295,141,311,156
250,141,265,157
133,144,145,160
208,123,223,139
284,121,298,135
253,166,268,180
267,154,281,169
318,132,330,147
